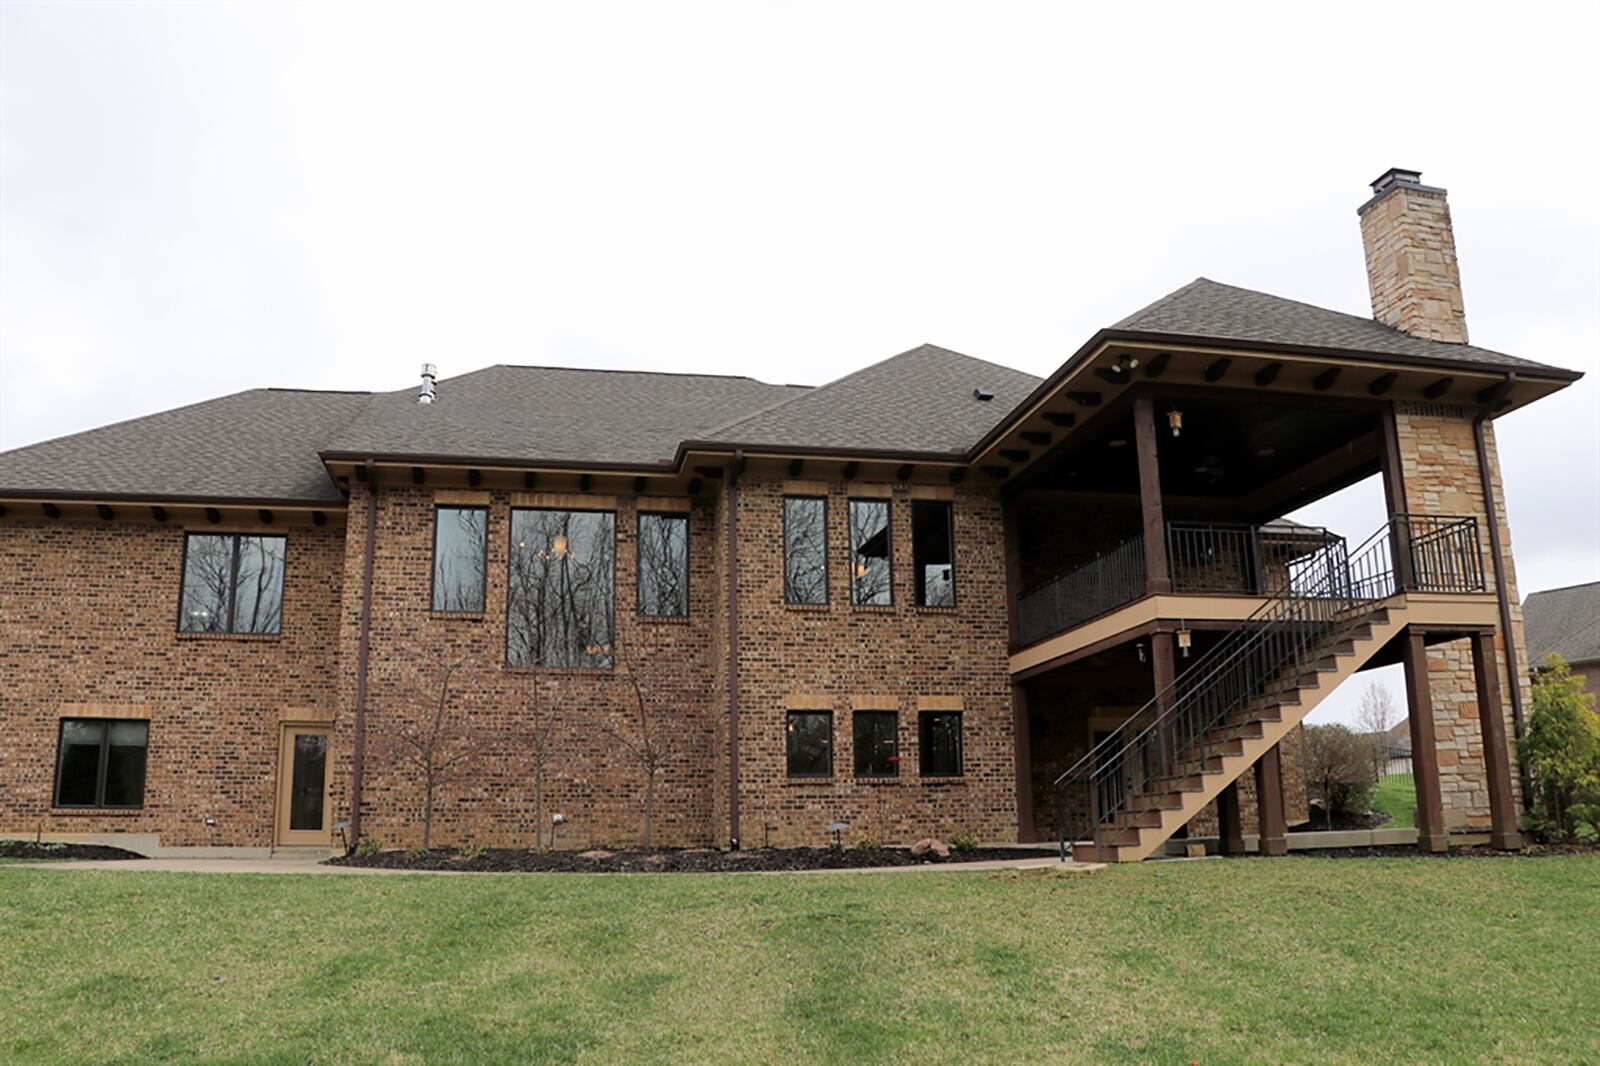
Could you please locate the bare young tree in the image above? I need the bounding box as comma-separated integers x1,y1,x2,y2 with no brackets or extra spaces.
1356,681,1400,782
599,654,673,849
369,645,498,850
519,679,560,849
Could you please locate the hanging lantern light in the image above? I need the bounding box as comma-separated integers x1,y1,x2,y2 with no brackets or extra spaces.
1177,626,1193,658
1168,409,1184,438
552,534,569,557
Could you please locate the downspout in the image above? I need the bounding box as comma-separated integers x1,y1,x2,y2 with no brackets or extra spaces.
1472,375,1529,797
726,449,743,850
349,459,378,848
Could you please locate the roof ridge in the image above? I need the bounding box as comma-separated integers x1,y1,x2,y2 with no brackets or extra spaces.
477,362,810,387
700,343,972,440
1526,579,1600,598
1110,276,1212,330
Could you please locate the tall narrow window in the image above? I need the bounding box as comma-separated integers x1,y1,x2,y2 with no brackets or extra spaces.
911,501,955,607
783,497,828,605
507,509,616,667
786,711,832,777
848,499,892,605
637,512,689,617
54,719,148,808
919,711,963,776
432,506,488,612
853,711,898,777
179,533,286,634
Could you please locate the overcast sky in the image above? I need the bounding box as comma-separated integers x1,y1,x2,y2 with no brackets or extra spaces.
3,3,1596,724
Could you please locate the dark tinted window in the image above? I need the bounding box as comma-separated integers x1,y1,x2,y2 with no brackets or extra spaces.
55,719,148,808
853,711,898,777
911,501,955,607
849,499,892,605
507,509,615,667
179,534,286,634
432,507,488,611
786,712,832,777
638,513,689,617
919,712,963,776
783,497,828,605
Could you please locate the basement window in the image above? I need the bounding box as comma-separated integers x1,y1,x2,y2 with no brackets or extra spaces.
637,512,689,617
431,506,488,612
783,497,828,605
54,719,148,809
919,712,963,776
848,499,892,606
853,711,899,777
507,508,616,667
178,533,286,634
786,711,833,777
910,501,955,607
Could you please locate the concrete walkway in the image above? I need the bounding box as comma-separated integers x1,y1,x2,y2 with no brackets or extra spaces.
12,854,1101,877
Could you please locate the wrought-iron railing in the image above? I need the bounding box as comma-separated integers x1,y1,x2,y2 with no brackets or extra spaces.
1052,514,1484,860
1017,533,1145,647
1167,522,1342,595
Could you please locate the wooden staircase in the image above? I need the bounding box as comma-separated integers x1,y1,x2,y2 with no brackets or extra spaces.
1053,514,1487,864
1070,600,1406,862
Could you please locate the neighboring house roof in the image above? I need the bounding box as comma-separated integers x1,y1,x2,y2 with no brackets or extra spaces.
0,389,373,505
1384,718,1412,756
1524,581,1600,666
702,344,1041,456
321,365,811,468
1112,278,1570,375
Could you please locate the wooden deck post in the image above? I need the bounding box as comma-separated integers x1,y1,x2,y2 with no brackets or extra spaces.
1254,744,1288,855
1151,631,1177,771
1012,683,1036,843
1471,631,1521,849
1132,395,1171,595
1379,407,1415,590
1217,780,1246,856
1401,630,1449,852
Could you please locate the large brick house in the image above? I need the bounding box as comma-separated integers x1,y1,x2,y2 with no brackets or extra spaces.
0,169,1583,859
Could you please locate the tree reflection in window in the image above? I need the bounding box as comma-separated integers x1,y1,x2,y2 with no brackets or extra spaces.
507,509,616,667
783,497,828,605
179,533,285,634
432,506,488,611
849,499,892,606
637,512,688,617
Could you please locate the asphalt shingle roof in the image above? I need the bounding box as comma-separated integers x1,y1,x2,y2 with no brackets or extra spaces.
1114,278,1570,374
322,365,810,467
704,344,1041,455
1524,582,1600,666
0,389,373,504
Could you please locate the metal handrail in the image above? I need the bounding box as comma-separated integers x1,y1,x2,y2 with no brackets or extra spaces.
1017,532,1145,647
1053,514,1484,859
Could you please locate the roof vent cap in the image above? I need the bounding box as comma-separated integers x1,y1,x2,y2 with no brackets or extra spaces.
419,363,437,404
973,387,994,402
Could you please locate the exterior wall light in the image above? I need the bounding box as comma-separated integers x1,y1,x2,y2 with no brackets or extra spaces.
1168,409,1183,437
1177,626,1192,658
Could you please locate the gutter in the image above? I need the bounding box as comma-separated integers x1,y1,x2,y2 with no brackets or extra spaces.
726,449,743,850
349,458,379,848
1471,375,1529,796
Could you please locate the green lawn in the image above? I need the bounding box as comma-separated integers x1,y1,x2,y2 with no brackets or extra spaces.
1371,774,1417,829
3,858,1597,1065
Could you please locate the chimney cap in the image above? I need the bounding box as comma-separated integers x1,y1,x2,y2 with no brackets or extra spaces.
1369,167,1424,195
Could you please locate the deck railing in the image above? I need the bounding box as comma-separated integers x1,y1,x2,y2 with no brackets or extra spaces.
1016,533,1145,648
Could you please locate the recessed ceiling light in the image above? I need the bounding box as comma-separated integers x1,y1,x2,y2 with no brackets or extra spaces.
1108,439,1127,448
1257,447,1276,457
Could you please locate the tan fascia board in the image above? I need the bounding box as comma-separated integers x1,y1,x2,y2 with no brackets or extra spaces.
1010,593,1270,676
967,330,1581,468
0,492,343,527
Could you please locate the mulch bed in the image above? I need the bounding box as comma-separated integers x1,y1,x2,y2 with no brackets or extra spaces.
0,840,146,861
1293,808,1394,832
326,845,1048,874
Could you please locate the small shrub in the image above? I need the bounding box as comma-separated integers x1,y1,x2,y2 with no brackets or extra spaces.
948,832,979,853
1523,656,1600,843
354,838,382,858
404,846,428,860
460,842,485,860
851,836,881,851
1304,723,1378,826
825,839,844,853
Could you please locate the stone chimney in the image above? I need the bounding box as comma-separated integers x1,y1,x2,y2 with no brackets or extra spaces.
1358,168,1469,344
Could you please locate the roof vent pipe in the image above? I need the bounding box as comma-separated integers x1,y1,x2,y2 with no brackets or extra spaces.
419,363,437,404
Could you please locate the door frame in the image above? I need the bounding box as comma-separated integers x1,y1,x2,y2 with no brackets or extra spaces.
275,722,333,847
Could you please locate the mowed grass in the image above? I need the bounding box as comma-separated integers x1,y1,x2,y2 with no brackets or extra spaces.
1371,774,1417,829
3,858,1597,1065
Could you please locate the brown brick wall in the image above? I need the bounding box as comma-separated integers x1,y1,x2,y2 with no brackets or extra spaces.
726,477,1019,847
0,515,344,846
1395,403,1528,829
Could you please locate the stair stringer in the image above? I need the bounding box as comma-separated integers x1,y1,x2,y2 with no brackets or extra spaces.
1097,597,1410,862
